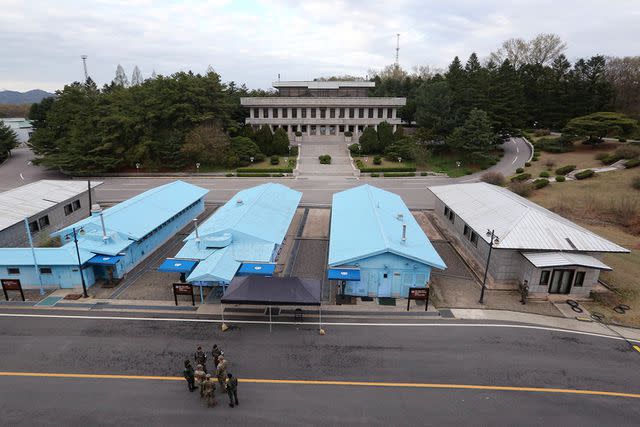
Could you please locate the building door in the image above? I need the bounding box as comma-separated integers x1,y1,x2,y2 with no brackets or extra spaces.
319,126,326,135
548,269,575,294
377,272,391,297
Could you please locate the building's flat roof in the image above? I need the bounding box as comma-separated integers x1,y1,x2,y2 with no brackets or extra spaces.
273,81,375,89
429,183,629,253
328,185,446,270
521,252,612,270
240,97,406,106
179,183,302,284
0,180,102,232
0,246,94,266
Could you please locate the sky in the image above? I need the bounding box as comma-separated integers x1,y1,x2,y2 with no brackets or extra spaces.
1,0,639,92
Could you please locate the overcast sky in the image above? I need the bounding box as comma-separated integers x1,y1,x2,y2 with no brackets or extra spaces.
1,0,639,92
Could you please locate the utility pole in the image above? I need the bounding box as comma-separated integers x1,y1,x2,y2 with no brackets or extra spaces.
395,33,400,66
81,55,89,81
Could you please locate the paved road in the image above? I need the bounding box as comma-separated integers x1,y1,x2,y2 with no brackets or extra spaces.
0,311,638,425
0,139,531,209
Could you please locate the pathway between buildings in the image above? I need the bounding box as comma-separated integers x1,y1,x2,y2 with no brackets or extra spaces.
296,137,355,177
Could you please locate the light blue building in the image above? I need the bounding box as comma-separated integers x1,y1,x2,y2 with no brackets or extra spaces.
169,183,302,289
328,185,446,298
0,180,208,290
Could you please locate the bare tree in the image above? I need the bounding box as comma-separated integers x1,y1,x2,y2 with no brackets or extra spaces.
490,33,566,68
131,65,143,86
150,70,157,79
606,56,640,116
113,64,129,87
489,38,529,68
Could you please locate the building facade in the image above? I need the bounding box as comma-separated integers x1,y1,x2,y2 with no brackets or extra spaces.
0,180,101,248
429,183,629,297
0,118,33,145
240,81,406,141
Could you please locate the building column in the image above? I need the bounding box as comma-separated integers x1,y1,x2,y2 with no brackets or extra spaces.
392,108,397,119
374,124,378,131
382,108,388,120
393,124,397,132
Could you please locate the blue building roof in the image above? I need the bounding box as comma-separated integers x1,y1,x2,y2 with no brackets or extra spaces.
328,185,446,270
177,183,302,284
0,246,94,266
54,181,209,256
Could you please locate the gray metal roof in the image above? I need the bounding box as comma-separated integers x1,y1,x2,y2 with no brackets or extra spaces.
0,180,102,231
273,81,375,89
428,183,628,253
521,252,612,270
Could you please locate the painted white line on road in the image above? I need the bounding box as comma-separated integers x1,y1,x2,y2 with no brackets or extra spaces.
19,173,24,180
0,312,637,344
511,157,518,164
516,146,520,154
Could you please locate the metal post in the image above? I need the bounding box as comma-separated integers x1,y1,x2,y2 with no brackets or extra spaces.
24,218,45,295
269,306,272,333
87,180,92,217
72,228,88,298
479,229,494,304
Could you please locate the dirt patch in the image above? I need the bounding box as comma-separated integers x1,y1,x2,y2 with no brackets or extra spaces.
302,209,330,238
412,211,443,241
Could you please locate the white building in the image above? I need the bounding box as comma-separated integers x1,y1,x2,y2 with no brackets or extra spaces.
429,183,629,296
240,81,406,141
0,118,33,145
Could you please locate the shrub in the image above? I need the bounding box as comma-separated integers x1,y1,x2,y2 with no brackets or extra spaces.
287,158,296,168
289,145,299,156
344,131,353,137
618,137,627,142
370,173,380,177
464,169,473,175
359,166,416,173
532,156,539,161
236,167,293,173
373,156,382,165
555,175,566,182
625,159,640,168
534,128,551,137
600,154,621,165
420,172,429,176
555,165,576,175
237,172,270,177
481,172,506,186
533,178,550,189
633,177,640,190
270,155,280,165
271,173,284,177
509,181,534,197
595,152,609,161
524,162,531,167
539,171,550,178
295,131,302,137
516,167,524,173
511,173,532,182
225,173,234,177
348,143,360,155
319,154,332,164
384,172,416,177
574,169,595,180
614,146,640,159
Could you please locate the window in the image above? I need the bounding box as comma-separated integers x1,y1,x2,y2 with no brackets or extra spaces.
320,108,326,119
539,270,551,286
358,108,364,118
8,267,20,275
574,271,585,287
73,200,81,211
463,224,470,238
470,232,478,247
40,267,52,274
378,108,383,118
349,108,355,118
339,125,344,132
301,108,307,118
29,221,39,233
263,108,268,118
368,108,373,118
448,209,454,223
301,125,307,132
339,108,345,118
282,108,288,118
330,108,335,119
253,108,259,118
444,206,450,216
64,204,73,216
311,108,316,118
291,108,297,118
272,108,278,118
38,215,50,230
387,108,393,118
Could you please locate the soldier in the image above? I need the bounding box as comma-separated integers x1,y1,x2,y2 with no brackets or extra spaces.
225,373,239,408
202,374,217,407
183,360,196,392
211,344,222,368
194,345,208,373
216,356,228,392
194,364,206,397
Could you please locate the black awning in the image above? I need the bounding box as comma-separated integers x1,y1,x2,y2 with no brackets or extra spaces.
221,276,321,306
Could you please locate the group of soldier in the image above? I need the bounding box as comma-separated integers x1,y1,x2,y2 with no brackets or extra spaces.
183,344,239,408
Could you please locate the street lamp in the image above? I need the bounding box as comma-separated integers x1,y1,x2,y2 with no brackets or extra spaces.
479,229,499,304
397,156,402,163
135,162,140,173
250,156,254,163
64,227,88,298
196,162,200,173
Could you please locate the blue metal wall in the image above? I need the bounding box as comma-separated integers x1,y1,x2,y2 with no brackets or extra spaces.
1,264,95,290
339,252,432,298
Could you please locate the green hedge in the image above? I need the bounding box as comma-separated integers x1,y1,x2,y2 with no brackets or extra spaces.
236,167,293,173
516,167,524,173
574,169,595,180
533,178,550,189
370,173,380,177
511,173,532,182
237,173,270,177
360,166,417,173
625,159,640,168
600,154,621,165
539,171,550,178
555,165,576,175
555,175,566,182
384,172,416,177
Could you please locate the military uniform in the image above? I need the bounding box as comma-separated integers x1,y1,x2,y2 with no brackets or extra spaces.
202,375,217,407
211,345,222,368
225,375,239,407
216,358,228,392
194,364,206,397
194,348,208,373
183,361,196,392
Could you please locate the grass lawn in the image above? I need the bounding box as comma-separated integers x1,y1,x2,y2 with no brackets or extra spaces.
239,156,296,170
195,164,231,173
523,140,624,178
355,156,415,169
529,168,640,327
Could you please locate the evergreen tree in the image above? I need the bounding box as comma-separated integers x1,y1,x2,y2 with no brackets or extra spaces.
181,121,236,166
0,122,19,162
488,60,525,131
271,128,290,155
447,109,496,162
359,126,379,154
231,136,265,166
377,121,394,151
415,80,453,134
254,125,274,155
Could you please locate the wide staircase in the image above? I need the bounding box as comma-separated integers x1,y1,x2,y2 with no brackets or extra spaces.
296,137,355,177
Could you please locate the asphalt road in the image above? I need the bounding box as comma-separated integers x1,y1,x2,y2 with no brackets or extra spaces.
0,312,638,426
0,138,530,209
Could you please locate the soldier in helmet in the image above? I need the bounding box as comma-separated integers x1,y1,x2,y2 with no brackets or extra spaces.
211,344,222,368
194,364,206,397
202,374,217,407
225,372,239,408
183,360,196,392
216,356,228,392
194,345,208,373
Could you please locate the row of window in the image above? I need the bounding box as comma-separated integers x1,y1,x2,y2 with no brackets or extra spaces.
64,199,82,216
445,205,478,248
6,267,52,275
539,270,585,287
252,107,395,120
28,215,50,233
258,124,387,134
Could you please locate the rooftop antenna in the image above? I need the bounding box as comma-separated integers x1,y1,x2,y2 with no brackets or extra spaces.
395,34,400,66
81,55,89,81
278,73,281,82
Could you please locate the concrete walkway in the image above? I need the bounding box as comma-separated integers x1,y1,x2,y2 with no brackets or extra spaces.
296,138,355,177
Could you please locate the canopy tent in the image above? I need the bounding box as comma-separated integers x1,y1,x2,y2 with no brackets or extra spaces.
221,276,322,332
86,254,123,266
327,268,361,281
157,258,199,273
237,262,276,276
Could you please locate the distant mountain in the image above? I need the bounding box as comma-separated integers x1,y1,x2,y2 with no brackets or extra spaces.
0,89,55,105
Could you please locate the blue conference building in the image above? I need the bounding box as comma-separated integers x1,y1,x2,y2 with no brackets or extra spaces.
164,183,302,290
0,181,208,290
328,185,446,298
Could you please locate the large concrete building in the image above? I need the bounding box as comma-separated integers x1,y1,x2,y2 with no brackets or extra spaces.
429,183,629,296
240,81,406,141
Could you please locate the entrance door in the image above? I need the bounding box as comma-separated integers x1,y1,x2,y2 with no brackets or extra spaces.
377,272,391,297
549,269,575,294
320,126,326,135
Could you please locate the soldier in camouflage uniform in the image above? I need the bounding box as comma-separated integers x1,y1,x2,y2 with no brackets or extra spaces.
216,356,228,392
194,345,208,373
211,344,222,368
194,364,206,397
202,374,217,407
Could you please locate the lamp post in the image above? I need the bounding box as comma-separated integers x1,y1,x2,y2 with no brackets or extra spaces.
479,229,499,304
250,156,254,164
135,162,140,173
196,162,200,173
397,156,402,163
65,227,88,298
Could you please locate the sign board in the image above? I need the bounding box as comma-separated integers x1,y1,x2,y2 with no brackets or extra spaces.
2,279,25,301
407,286,429,311
172,282,195,306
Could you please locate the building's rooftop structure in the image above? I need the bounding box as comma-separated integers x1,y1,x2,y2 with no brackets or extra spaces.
273,81,375,89
429,183,629,253
54,180,209,256
0,180,102,232
177,183,302,284
0,246,94,266
329,185,446,269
